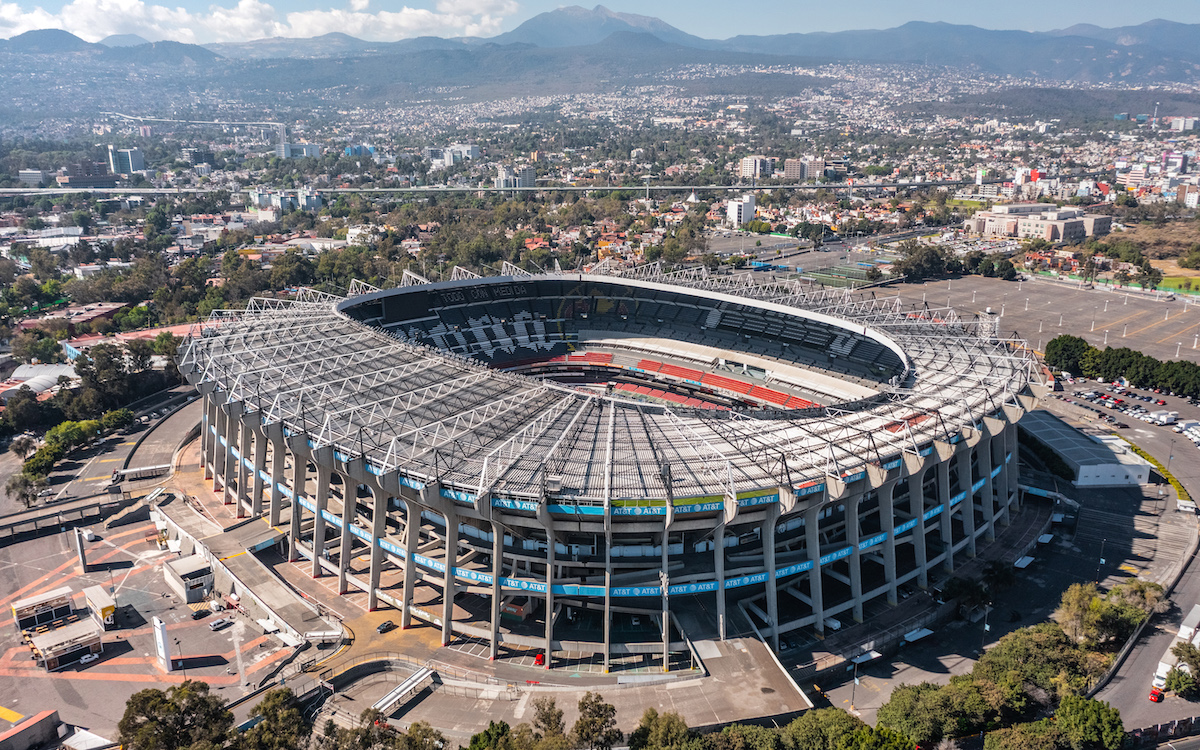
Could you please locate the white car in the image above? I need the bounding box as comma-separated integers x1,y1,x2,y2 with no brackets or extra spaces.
79,653,99,664
209,618,232,631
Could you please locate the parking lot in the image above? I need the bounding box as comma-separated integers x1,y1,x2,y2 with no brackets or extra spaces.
891,276,1200,364
0,519,290,737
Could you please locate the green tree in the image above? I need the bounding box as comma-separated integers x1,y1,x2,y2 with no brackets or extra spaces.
708,724,780,750
4,473,46,509
532,696,565,739
238,688,309,750
469,721,513,750
1055,695,1123,750
782,708,864,750
983,719,1063,750
1044,335,1095,377
1166,667,1199,699
571,693,622,750
9,435,37,459
126,338,155,372
1053,582,1099,642
834,726,914,750
44,420,85,449
101,408,135,431
874,683,946,745
117,679,233,750
629,708,692,750
23,442,64,477
1135,261,1163,291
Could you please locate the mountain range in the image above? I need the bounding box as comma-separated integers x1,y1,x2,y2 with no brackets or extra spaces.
3,6,1200,83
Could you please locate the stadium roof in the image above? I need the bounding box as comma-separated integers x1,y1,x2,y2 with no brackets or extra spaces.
179,265,1037,504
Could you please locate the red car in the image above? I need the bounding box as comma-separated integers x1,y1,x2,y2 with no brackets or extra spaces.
534,652,546,666
1149,687,1165,702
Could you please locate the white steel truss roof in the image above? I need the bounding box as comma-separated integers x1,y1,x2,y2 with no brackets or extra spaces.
178,268,1036,503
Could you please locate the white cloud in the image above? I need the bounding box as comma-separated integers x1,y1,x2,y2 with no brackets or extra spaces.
0,0,518,43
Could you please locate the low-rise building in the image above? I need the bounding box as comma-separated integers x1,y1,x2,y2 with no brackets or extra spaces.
164,555,213,604
964,203,1111,242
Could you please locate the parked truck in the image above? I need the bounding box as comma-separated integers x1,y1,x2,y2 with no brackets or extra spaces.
1155,635,1189,688
1173,420,1200,434
1150,410,1179,425
1180,605,1200,641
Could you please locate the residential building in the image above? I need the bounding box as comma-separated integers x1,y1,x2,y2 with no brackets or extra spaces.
726,194,756,227
181,147,215,165
739,155,771,179
496,165,537,189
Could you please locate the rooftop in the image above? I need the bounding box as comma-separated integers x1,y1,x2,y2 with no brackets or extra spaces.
1020,409,1151,472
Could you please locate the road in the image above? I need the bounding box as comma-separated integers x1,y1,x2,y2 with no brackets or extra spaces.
0,386,196,517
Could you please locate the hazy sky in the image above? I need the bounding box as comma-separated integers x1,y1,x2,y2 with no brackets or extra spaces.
2,0,1199,44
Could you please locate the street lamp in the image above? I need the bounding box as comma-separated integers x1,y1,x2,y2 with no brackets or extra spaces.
981,603,991,655
850,659,860,713
174,638,186,677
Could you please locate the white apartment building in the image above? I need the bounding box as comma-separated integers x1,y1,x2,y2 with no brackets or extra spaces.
727,194,756,226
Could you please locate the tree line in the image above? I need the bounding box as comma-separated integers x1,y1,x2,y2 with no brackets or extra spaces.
1044,334,1200,398
871,579,1160,748
115,683,913,750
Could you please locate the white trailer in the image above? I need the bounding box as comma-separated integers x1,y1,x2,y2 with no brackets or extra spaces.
1180,605,1200,640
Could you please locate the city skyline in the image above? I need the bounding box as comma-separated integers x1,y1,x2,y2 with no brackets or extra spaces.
2,0,1200,45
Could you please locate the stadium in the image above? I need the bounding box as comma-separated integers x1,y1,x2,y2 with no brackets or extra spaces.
178,263,1038,671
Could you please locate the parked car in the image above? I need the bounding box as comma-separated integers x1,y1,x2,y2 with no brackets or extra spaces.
1149,687,1165,703
191,609,209,620
208,618,232,631
79,653,99,664
376,620,395,634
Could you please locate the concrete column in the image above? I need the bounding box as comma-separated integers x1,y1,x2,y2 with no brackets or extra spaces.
212,398,228,493
311,463,331,579
236,417,251,518
661,521,670,672
251,425,266,517
544,524,556,667
714,524,726,640
805,503,825,634
490,519,503,660
338,475,356,594
977,440,996,542
937,457,956,572
955,444,974,556
879,480,899,605
764,504,780,649
400,502,419,630
1004,422,1020,514
221,403,240,505
440,499,457,647
367,493,387,611
907,468,929,588
845,493,864,623
603,529,613,670
288,454,304,562
994,428,1013,524
201,391,214,475
267,425,285,527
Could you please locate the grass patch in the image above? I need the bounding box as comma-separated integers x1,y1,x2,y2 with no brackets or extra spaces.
1120,437,1192,504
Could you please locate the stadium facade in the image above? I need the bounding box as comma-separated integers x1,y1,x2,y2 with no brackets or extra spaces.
179,264,1038,668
